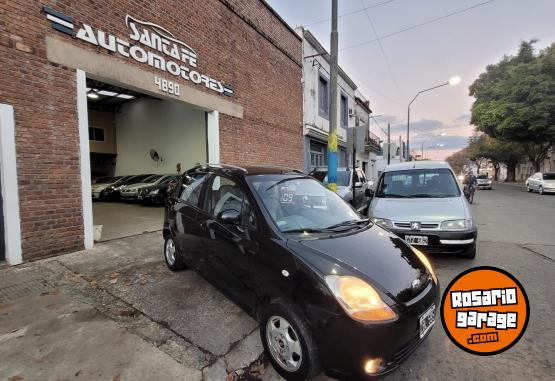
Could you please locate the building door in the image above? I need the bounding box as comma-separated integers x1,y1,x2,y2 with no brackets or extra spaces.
0,172,4,261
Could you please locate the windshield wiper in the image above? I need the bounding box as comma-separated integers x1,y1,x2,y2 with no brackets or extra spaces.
281,227,331,234
325,219,370,231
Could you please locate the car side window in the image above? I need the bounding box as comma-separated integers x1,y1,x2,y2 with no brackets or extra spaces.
357,169,366,183
207,176,256,228
179,174,208,207
353,170,361,184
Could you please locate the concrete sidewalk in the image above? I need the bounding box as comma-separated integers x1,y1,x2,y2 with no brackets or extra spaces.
0,232,273,381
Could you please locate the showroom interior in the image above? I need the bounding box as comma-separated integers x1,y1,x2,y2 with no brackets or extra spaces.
86,78,208,241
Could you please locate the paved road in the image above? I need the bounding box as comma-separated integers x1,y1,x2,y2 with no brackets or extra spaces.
263,182,555,380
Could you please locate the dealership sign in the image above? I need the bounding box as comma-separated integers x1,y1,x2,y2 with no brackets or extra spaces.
43,7,234,97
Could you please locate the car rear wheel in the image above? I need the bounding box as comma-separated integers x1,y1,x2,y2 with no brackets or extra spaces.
260,302,320,381
164,236,186,271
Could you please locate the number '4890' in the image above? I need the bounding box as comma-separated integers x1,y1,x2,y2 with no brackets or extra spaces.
155,77,180,96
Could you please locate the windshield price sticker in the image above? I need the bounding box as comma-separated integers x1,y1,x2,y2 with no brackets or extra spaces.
279,187,295,204
440,267,529,355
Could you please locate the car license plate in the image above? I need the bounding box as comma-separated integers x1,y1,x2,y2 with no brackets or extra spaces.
405,235,428,246
419,304,435,338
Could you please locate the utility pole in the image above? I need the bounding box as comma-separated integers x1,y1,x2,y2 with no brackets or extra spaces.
387,123,391,165
327,0,339,192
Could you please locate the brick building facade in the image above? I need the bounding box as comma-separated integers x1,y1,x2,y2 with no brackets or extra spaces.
0,0,303,262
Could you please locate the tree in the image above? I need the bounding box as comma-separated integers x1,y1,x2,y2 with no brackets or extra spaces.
446,149,470,174
467,134,524,181
469,40,555,172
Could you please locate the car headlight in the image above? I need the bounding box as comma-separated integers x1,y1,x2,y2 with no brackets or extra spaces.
325,275,396,322
372,218,393,229
441,219,472,231
412,247,436,281
149,189,159,195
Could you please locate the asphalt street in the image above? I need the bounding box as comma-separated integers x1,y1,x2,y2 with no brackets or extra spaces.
375,183,555,381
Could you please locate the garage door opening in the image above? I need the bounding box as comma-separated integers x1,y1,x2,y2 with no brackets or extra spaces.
86,79,208,241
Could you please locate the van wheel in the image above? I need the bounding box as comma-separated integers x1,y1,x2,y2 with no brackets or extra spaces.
164,236,186,271
260,302,320,381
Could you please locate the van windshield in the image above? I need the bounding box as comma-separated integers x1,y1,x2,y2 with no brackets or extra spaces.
311,170,351,187
376,168,460,198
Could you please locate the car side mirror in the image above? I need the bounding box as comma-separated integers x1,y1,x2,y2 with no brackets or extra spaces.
217,209,241,225
365,188,374,197
354,181,363,188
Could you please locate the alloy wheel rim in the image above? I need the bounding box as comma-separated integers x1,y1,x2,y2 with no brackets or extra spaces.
265,315,303,372
165,238,176,265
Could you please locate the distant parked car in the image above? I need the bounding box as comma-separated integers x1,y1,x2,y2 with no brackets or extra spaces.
526,172,555,194
309,167,372,213
138,175,180,205
476,174,493,190
101,174,155,201
120,174,167,201
368,161,477,259
92,176,129,200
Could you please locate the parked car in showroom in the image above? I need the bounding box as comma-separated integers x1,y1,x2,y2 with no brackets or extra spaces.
368,161,477,259
526,172,555,194
101,174,155,201
119,174,169,201
309,167,373,213
476,173,493,190
163,164,438,380
138,175,180,204
91,176,130,200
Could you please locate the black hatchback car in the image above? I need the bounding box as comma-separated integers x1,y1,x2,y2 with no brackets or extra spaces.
163,164,439,380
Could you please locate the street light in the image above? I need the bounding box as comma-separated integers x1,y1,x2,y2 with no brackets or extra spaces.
406,77,460,160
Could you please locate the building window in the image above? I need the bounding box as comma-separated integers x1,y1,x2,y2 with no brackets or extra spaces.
340,94,348,128
318,74,329,119
88,127,105,142
310,140,326,168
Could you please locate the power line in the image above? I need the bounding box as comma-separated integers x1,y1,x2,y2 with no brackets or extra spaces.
304,0,397,27
359,0,400,93
340,0,496,52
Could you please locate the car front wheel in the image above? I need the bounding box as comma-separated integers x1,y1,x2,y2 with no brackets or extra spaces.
539,186,544,195
260,302,320,381
164,236,186,271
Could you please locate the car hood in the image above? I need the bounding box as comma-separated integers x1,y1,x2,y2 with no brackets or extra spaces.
122,182,150,190
91,183,113,191
370,196,470,222
287,225,432,304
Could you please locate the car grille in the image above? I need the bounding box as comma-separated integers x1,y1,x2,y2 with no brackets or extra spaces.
394,222,439,230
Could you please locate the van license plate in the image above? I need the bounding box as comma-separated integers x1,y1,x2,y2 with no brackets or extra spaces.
419,304,435,338
405,235,428,246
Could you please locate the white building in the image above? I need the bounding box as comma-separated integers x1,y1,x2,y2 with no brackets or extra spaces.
297,27,356,173
354,90,380,181
376,138,406,179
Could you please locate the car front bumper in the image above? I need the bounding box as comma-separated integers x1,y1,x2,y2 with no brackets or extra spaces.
388,228,477,256
307,279,439,379
476,183,492,189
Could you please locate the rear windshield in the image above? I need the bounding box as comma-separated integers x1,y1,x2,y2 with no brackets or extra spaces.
311,170,351,187
543,173,555,180
376,168,460,198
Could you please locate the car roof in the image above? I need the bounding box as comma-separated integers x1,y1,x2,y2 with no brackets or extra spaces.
384,160,453,172
187,164,304,177
310,167,354,172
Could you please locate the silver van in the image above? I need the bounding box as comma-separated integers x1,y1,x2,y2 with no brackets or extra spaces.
368,161,477,258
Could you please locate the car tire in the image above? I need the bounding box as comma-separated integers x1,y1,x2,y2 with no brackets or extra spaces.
459,247,476,259
526,184,532,192
539,186,544,195
260,301,320,381
164,236,186,271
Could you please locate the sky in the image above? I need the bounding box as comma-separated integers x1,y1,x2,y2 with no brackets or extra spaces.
266,0,555,159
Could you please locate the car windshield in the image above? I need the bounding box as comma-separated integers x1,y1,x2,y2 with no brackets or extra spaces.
543,173,555,180
248,175,361,233
477,174,488,179
311,170,351,187
377,168,460,198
